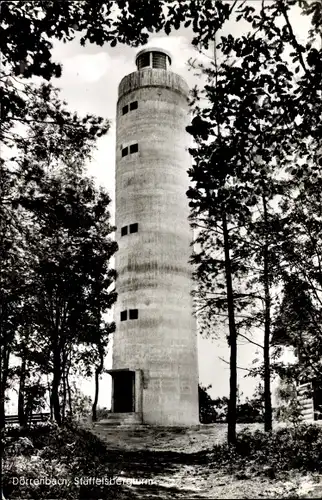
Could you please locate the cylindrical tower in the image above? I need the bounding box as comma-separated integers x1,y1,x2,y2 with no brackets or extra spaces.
112,48,199,426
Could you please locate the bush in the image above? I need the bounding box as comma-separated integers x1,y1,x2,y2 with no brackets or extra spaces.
2,421,57,437
4,436,34,456
210,424,322,474
2,422,123,499
199,385,218,423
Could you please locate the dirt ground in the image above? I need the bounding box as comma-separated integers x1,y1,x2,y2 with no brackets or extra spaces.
88,423,322,499
91,422,271,452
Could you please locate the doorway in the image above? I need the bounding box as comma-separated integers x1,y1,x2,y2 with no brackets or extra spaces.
113,371,135,412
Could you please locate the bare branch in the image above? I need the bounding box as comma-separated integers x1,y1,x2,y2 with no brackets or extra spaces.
219,356,252,372
238,332,264,350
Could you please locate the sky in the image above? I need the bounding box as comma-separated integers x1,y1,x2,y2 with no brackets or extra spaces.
19,1,308,410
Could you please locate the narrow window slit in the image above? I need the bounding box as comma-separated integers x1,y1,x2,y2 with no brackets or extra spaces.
130,223,138,233
130,143,138,154
129,309,138,320
120,310,127,321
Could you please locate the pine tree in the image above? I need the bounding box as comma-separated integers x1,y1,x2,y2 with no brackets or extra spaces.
185,0,320,437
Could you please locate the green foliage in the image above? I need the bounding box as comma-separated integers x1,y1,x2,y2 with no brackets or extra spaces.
207,424,322,476
69,386,92,421
95,406,110,420
2,424,122,499
2,421,58,440
186,0,322,439
212,397,229,423
274,380,304,426
0,80,117,427
0,0,240,140
233,425,322,472
236,400,264,424
199,384,218,423
199,385,264,424
1,0,237,79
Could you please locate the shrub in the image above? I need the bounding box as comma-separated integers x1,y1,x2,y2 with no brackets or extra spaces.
216,424,322,473
2,422,122,499
4,437,34,457
2,421,58,440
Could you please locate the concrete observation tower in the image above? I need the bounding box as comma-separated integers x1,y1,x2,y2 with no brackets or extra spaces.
108,48,199,426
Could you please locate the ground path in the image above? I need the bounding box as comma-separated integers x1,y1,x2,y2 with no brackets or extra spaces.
84,423,322,498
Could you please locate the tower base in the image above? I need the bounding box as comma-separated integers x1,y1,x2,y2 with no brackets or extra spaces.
96,412,143,427
107,368,199,427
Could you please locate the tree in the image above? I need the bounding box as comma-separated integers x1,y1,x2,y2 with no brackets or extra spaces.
2,0,321,138
236,384,264,424
267,0,322,409
2,0,322,439
68,385,93,422
199,384,218,423
0,0,237,137
199,386,264,424
91,339,108,422
0,158,33,428
24,168,117,425
187,37,279,442
187,107,254,443
272,273,322,420
186,0,322,440
0,76,117,427
275,378,303,426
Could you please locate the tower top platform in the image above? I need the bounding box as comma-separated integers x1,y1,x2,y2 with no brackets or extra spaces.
118,47,188,100
135,47,172,71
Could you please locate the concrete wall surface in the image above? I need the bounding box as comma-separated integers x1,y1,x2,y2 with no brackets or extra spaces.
114,67,199,426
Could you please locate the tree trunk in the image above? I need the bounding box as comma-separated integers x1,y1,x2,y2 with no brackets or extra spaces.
262,192,272,432
92,345,104,422
47,376,53,420
0,345,10,429
67,373,73,417
61,349,68,424
51,342,62,426
18,357,27,427
62,369,66,424
24,395,33,426
222,208,238,445
51,374,61,425
92,369,99,422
